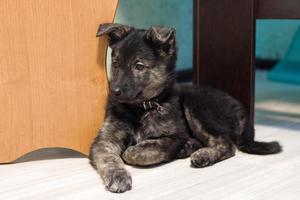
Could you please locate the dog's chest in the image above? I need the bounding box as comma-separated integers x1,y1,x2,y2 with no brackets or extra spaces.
134,101,188,142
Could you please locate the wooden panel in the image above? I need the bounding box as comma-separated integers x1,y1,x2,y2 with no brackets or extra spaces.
256,0,300,19
0,0,118,163
193,0,255,123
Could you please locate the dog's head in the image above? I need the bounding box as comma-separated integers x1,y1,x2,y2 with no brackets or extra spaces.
97,23,177,104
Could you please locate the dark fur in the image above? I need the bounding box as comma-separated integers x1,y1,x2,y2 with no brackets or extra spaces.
89,23,282,193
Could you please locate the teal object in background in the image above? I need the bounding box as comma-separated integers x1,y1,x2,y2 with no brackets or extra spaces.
112,0,300,73
268,27,300,85
256,20,300,60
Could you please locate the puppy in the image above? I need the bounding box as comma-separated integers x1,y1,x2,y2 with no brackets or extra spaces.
89,23,281,193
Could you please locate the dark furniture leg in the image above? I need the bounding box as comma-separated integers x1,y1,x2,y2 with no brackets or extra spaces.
193,0,256,124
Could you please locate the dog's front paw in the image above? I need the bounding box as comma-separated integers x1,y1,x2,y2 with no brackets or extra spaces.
190,148,215,168
104,168,132,193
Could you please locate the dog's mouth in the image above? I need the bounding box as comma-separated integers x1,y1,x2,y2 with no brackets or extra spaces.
111,90,144,104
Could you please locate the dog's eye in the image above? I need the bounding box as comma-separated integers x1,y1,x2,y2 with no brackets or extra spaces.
135,62,145,70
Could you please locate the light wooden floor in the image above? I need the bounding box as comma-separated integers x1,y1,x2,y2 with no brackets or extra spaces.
1,70,300,200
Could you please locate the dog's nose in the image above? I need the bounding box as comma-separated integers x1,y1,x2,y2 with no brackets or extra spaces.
112,87,122,96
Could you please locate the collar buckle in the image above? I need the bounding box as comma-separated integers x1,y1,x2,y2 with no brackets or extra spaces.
142,101,163,112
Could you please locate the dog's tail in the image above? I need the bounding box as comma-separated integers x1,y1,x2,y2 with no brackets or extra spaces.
235,121,282,155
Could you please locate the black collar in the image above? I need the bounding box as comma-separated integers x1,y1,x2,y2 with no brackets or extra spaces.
140,88,173,112
141,100,163,111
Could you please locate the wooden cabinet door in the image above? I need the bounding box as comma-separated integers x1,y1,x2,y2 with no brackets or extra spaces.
0,0,118,163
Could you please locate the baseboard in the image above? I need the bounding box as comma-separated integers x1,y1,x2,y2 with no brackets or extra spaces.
256,58,279,70
177,69,193,82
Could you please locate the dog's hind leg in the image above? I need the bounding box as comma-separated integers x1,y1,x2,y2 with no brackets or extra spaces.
190,135,235,168
184,107,236,168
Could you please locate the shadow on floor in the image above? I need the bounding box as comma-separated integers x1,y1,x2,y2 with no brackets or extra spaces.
12,148,86,163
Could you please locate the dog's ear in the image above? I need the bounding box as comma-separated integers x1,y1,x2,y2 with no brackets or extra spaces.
96,23,133,46
145,26,176,55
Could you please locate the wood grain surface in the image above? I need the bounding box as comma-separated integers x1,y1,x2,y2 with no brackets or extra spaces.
256,0,300,19
0,0,118,163
193,0,256,123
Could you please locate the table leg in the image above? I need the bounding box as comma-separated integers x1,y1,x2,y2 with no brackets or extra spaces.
193,0,256,123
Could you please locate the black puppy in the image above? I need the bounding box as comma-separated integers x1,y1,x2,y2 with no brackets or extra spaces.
89,23,281,193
